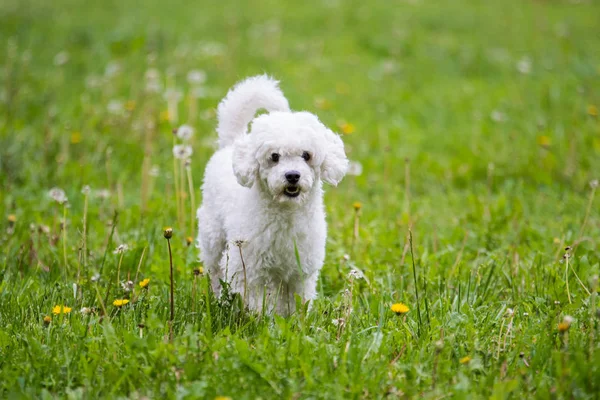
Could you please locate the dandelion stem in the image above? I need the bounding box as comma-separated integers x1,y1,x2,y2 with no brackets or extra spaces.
62,204,68,275
81,190,88,281
116,252,124,287
179,160,184,230
565,255,572,304
173,137,181,230
134,247,147,284
578,184,596,239
166,232,175,342
404,158,411,222
408,229,422,337
237,243,248,304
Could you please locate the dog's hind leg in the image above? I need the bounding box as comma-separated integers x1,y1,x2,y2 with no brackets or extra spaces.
197,206,226,297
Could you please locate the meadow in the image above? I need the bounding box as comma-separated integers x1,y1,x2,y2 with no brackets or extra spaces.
1,0,600,398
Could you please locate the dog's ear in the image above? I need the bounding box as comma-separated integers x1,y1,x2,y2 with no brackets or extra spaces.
232,135,258,187
320,127,349,186
296,112,349,186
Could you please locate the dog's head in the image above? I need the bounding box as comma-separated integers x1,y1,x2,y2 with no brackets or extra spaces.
232,111,348,205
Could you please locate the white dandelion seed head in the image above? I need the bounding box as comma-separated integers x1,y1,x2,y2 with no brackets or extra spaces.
91,273,101,283
348,269,364,280
490,110,507,123
80,307,91,315
85,75,103,89
563,315,574,324
176,124,195,141
95,189,111,199
113,244,129,254
145,68,160,81
107,100,123,115
506,308,514,317
121,280,134,292
590,179,598,189
173,144,193,160
145,80,162,94
48,187,68,204
516,57,532,75
164,88,183,102
187,69,207,85
347,160,363,176
104,61,121,77
81,185,91,195
149,165,160,177
53,51,70,66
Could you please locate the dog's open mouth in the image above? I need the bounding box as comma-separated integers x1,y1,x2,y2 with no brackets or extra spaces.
283,185,301,198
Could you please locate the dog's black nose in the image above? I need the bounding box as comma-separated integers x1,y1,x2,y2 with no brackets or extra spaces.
285,171,300,184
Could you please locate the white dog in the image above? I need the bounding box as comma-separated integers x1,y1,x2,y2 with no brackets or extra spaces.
196,75,348,315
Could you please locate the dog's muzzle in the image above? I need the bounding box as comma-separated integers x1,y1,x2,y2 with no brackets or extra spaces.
283,185,301,198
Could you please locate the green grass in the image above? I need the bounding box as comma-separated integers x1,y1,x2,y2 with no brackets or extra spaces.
1,0,600,398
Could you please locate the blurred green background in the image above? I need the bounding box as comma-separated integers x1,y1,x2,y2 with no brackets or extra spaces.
1,0,599,398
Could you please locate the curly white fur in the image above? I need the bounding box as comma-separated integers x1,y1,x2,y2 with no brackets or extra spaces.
197,75,348,315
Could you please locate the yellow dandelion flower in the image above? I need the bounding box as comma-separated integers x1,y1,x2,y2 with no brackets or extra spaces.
588,105,598,117
139,278,150,289
558,322,570,332
536,135,551,147
52,305,72,315
186,236,194,246
459,356,472,364
338,121,355,135
8,214,17,223
391,303,410,315
70,132,82,144
113,299,130,307
125,100,136,111
43,316,52,325
214,397,232,400
194,266,204,276
353,202,362,211
160,110,170,122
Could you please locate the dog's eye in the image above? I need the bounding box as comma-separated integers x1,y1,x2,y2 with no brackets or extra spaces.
271,153,280,162
302,151,311,162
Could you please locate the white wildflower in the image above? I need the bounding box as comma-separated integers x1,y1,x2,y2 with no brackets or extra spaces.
113,244,129,254
80,307,91,315
348,269,364,280
107,100,123,115
176,125,195,141
347,160,363,176
48,187,68,204
121,280,134,292
53,51,69,66
164,88,183,102
104,61,121,77
187,70,206,85
145,68,160,81
81,185,91,195
490,110,506,123
95,189,111,199
516,57,532,74
173,144,193,160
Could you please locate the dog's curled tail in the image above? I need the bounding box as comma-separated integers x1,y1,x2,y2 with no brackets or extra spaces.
217,75,290,148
